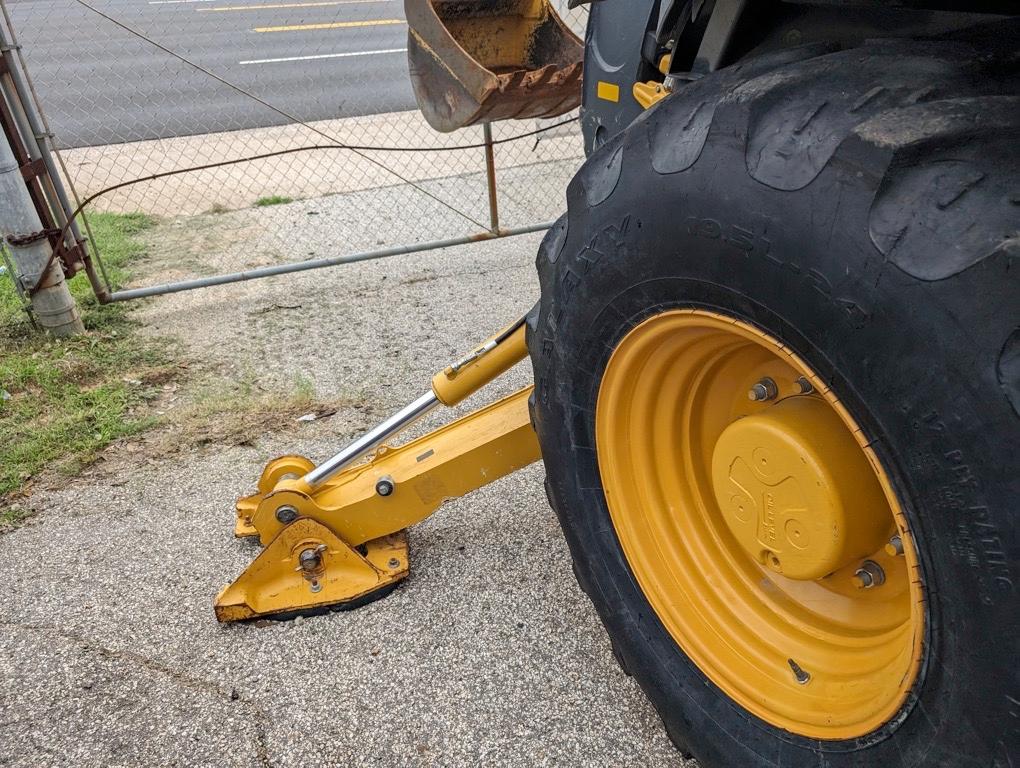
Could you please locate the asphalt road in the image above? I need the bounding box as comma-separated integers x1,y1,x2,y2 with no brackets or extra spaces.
7,0,419,148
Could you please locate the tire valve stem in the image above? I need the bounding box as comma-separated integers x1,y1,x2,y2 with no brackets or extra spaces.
788,658,811,685
748,377,779,402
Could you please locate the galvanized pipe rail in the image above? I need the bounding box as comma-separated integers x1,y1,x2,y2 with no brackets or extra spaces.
108,222,554,302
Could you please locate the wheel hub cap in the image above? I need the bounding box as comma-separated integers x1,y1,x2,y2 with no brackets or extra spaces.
711,397,889,581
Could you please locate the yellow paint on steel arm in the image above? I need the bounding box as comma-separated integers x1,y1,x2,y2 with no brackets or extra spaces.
248,386,540,547
431,323,528,407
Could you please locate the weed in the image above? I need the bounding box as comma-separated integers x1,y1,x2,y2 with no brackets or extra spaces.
0,213,337,530
254,195,294,208
0,213,175,505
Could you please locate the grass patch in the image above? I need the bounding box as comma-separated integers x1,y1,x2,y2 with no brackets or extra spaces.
0,212,177,510
159,371,321,450
0,211,341,529
254,195,293,208
0,212,153,331
0,504,33,533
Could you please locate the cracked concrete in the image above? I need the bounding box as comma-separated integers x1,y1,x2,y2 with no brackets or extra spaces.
0,230,696,767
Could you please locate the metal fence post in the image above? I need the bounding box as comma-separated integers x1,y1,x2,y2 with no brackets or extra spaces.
0,125,83,336
0,8,106,301
483,122,500,235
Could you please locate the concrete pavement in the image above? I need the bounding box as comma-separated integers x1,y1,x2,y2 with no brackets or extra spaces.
59,108,584,217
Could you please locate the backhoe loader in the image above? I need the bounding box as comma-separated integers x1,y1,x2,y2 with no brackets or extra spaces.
215,2,1020,765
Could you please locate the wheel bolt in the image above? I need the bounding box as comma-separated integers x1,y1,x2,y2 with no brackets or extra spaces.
884,535,904,557
795,376,814,394
375,476,395,497
748,377,779,402
853,559,886,589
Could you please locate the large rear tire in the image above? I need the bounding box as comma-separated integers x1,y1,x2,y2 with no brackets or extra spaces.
528,32,1019,767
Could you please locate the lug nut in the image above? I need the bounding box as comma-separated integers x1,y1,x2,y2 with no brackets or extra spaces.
275,505,299,524
375,476,395,497
795,376,814,394
884,535,904,557
853,559,886,589
748,377,779,402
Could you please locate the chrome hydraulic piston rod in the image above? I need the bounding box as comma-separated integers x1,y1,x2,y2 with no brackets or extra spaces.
299,318,529,490
302,391,440,489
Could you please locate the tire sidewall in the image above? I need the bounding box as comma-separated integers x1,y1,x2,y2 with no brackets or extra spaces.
531,119,1019,766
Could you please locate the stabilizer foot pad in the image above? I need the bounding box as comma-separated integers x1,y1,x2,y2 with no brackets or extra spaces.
214,519,408,623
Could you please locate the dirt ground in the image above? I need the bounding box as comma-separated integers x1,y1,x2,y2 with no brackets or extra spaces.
0,221,696,767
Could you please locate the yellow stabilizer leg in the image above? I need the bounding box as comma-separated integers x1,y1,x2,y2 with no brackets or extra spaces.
216,388,539,621
216,319,538,623
214,519,408,622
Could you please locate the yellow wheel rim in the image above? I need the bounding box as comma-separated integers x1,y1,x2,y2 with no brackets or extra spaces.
595,309,925,740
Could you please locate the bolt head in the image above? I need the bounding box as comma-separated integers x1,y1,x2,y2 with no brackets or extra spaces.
852,570,873,588
375,476,395,497
853,559,886,589
884,535,904,557
387,557,401,569
275,505,299,524
298,548,322,570
748,377,779,402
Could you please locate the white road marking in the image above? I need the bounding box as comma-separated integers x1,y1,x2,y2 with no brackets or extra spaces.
239,46,406,65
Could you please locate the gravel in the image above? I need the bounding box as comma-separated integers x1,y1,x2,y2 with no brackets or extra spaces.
0,230,696,767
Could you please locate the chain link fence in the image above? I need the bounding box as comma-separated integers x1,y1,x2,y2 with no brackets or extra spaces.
1,0,588,299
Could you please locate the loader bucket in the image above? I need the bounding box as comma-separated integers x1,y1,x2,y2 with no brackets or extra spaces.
405,0,584,132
